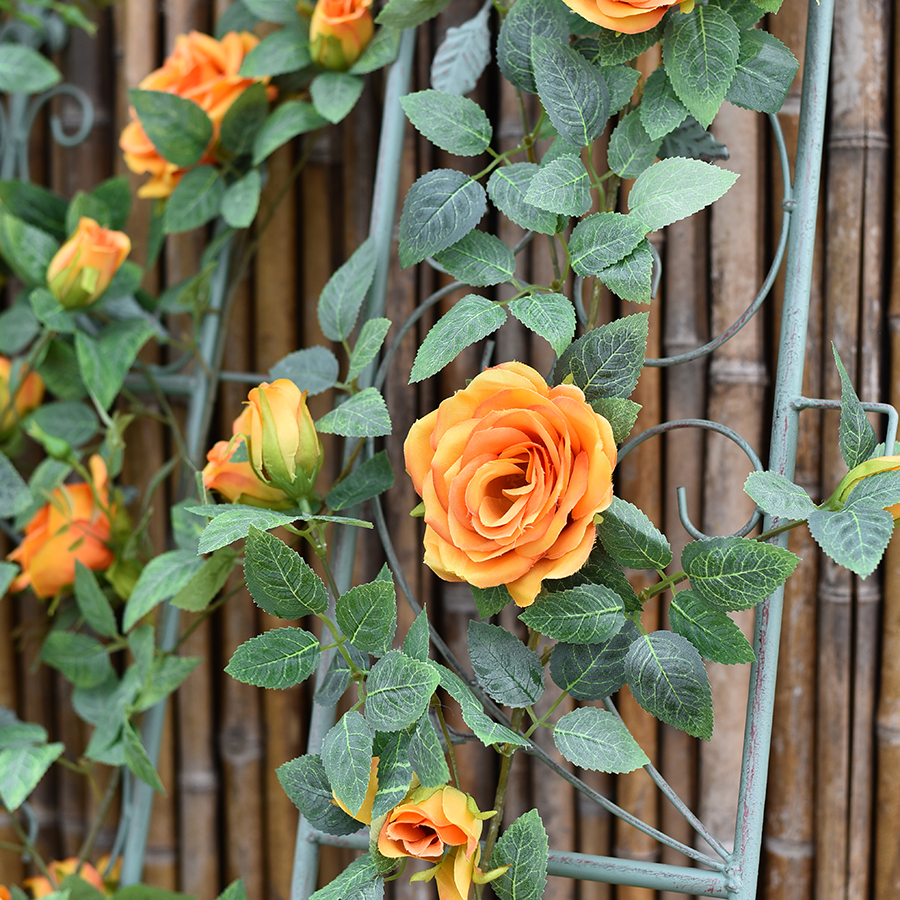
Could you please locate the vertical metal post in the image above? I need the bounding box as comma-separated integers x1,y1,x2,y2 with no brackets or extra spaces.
729,0,834,894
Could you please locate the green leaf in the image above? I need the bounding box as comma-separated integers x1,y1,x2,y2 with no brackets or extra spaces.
0,180,67,239
625,630,714,739
549,623,638,700
220,81,270,156
240,28,311,77
664,6,741,128
123,720,165,793
277,753,361,835
552,313,649,401
408,715,450,787
252,101,329,165
807,506,894,578
270,346,340,396
129,89,213,167
0,211,59,286
244,0,303,24
40,631,113,689
398,169,487,268
569,212,647,277
402,608,430,662
725,29,798,114
244,526,328,617
709,0,764,28
318,237,377,342
0,742,64,810
336,567,397,657
434,663,527,747
316,387,392,437
314,644,368,707
0,44,61,93
599,239,654,304
376,0,452,28
322,710,375,816
364,651,440,731
400,90,492,156
171,547,237,612
74,562,118,637
350,26,401,75
309,855,379,900
487,163,559,235
603,64,642,113
596,496,672,570
472,584,514,619
409,294,506,383
639,67,689,140
628,157,739,232
846,470,900,511
658,116,730,162
326,450,394,511
0,561,18,599
129,626,155,681
216,881,247,900
27,401,99,448
0,715,48,750
115,888,194,900
29,287,73,333
133,655,202,712
432,231,516,287
371,731,413,818
225,626,320,689
532,38,609,147
0,302,40,355
490,809,548,900
0,451,31,518
520,584,624,644
587,22,664,65
468,621,544,708
429,7,491,95
525,156,592,217
347,318,392,383
507,293,576,356
590,396,641,445
608,110,662,179
682,536,800,611
221,169,262,229
554,706,649,773
669,590,755,665
833,345,877,469
743,471,816,520
163,166,225,233
192,506,299,553
311,72,365,124
496,0,569,94
123,550,204,631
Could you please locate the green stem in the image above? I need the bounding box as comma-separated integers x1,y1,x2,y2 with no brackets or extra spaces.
433,699,461,789
522,691,568,739
0,329,54,431
76,766,121,870
8,806,53,883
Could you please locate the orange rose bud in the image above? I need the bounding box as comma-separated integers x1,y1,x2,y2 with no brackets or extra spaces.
831,454,900,520
561,0,693,35
309,0,374,71
46,217,131,310
0,355,44,441
120,31,275,198
7,455,115,599
244,379,323,503
404,362,617,608
202,407,294,510
23,858,106,897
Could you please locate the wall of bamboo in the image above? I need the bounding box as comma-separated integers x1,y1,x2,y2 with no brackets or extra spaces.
0,0,896,897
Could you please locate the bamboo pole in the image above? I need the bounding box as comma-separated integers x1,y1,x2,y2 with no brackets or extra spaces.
873,0,900,890
697,99,765,856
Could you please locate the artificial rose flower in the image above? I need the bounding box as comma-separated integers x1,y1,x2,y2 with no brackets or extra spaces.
332,756,380,824
243,379,323,503
46,217,131,310
23,858,105,897
120,31,275,198
1,885,10,900
7,456,115,598
831,454,900,519
202,407,293,510
562,0,694,35
404,362,617,607
310,0,375,70
0,355,44,441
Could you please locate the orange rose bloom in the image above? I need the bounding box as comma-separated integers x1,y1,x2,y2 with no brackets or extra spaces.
562,0,693,35
120,31,274,198
46,217,131,310
7,456,115,598
1,885,10,900
404,362,617,607
0,355,44,441
310,0,375,70
23,858,105,897
202,407,293,510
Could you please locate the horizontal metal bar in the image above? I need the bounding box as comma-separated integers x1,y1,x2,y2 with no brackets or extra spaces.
793,397,898,455
306,830,731,897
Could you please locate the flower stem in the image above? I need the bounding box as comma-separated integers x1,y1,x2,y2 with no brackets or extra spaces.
76,766,121,870
433,699,461,789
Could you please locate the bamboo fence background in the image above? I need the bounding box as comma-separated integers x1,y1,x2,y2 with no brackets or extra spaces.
0,0,897,897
